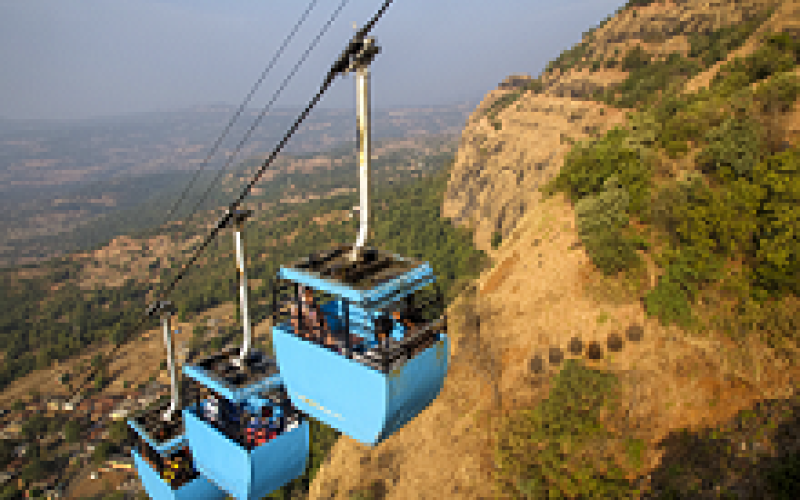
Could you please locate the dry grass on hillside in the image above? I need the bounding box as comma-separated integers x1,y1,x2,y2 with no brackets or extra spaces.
310,192,800,500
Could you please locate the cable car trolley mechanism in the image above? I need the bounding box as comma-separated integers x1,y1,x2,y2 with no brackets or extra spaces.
270,35,450,446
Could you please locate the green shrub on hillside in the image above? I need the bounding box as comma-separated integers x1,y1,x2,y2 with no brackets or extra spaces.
622,45,650,71
490,231,502,249
688,8,775,67
584,231,642,277
731,293,800,356
712,32,800,96
748,150,800,296
763,31,800,59
494,359,637,498
652,93,691,125
575,176,642,276
753,72,800,114
613,52,702,108
646,245,724,328
624,111,662,155
645,276,694,328
549,41,591,74
696,116,764,181
668,177,756,271
544,126,652,216
646,149,798,325
654,93,699,154
664,140,690,159
624,0,655,9
64,420,81,443
485,91,522,120
644,178,697,232
576,176,630,238
523,79,544,94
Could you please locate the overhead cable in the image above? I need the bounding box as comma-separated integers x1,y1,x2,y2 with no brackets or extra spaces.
159,0,324,227
179,0,352,232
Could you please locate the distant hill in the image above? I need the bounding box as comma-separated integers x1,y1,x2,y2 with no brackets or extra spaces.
0,102,473,267
0,101,475,191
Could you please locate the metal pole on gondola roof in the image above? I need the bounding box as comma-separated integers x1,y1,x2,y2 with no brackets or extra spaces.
145,300,180,422
220,208,255,367
348,36,380,262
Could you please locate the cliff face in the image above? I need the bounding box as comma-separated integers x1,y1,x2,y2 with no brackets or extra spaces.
443,0,783,255
309,1,800,499
442,91,630,255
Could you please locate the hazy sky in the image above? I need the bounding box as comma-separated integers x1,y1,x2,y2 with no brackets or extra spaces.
0,0,628,120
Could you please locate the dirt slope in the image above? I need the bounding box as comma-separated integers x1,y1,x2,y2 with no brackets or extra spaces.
309,189,799,500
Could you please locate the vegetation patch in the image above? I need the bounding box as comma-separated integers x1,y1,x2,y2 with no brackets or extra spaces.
687,8,775,67
696,115,765,181
647,393,800,498
490,231,503,250
483,78,543,120
753,71,800,114
546,38,798,343
546,41,591,75
485,91,522,122
542,126,651,215
543,123,655,276
598,51,702,109
575,176,642,276
493,359,639,498
643,148,799,330
712,32,800,97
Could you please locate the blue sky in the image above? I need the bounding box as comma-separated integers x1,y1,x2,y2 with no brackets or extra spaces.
0,0,629,120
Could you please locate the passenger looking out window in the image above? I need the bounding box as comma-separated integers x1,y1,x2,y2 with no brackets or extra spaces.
290,285,333,346
392,310,418,337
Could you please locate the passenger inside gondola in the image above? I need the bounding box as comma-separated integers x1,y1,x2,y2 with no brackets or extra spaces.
135,433,199,489
392,310,418,338
197,384,303,450
245,406,277,449
290,285,334,346
375,312,394,347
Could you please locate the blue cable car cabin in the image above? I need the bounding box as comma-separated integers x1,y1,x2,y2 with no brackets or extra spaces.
181,346,309,500
127,400,226,500
271,244,449,446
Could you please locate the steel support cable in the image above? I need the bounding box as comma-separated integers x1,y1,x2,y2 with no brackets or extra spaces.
53,0,320,234
158,0,349,308
159,0,322,228
68,0,395,404
179,0,351,234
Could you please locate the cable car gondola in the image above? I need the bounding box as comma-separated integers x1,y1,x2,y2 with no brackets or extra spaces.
271,36,450,446
182,348,309,500
271,244,449,445
128,301,227,500
181,209,309,500
129,415,226,500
